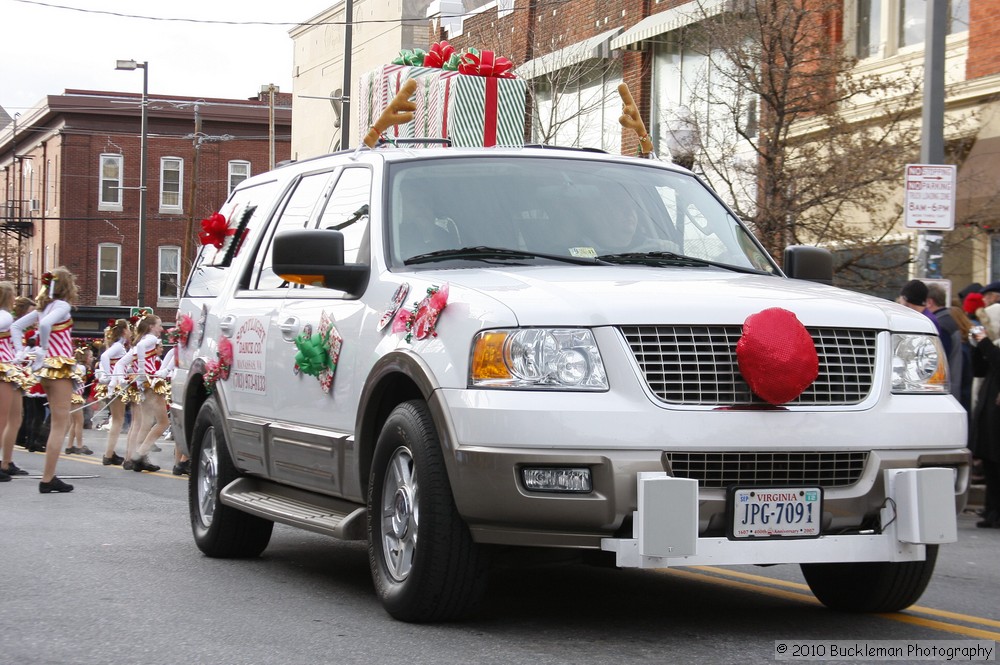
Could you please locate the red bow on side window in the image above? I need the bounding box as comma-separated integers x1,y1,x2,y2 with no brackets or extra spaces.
198,213,233,249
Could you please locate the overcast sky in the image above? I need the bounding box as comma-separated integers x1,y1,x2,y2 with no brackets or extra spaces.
2,0,338,114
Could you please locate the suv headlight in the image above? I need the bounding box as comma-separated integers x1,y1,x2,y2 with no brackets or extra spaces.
891,333,948,393
470,328,608,390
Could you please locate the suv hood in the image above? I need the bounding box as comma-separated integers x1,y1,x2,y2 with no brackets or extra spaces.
412,265,932,332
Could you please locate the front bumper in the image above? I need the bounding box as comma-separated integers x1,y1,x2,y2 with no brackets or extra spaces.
432,388,969,549
602,468,958,567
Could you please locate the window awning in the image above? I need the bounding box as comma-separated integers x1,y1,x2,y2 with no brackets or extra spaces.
516,27,623,80
610,0,726,50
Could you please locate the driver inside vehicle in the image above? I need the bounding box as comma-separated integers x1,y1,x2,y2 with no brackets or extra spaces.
396,181,459,259
576,205,677,256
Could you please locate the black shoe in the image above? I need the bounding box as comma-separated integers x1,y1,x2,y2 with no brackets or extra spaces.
172,460,191,476
102,453,124,466
976,520,1000,528
132,457,161,473
2,462,28,476
122,459,134,471
28,444,46,453
79,446,94,455
0,468,10,482
39,477,74,493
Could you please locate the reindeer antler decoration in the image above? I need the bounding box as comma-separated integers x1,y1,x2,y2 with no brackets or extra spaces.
363,78,418,148
618,83,652,156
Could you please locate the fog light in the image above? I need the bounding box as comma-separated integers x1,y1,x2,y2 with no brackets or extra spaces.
521,467,592,493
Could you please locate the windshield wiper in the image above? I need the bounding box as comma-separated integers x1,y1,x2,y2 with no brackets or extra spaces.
405,246,607,266
596,251,767,274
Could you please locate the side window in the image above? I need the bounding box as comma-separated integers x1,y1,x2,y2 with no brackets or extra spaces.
229,160,251,193
317,167,372,265
98,243,121,299
160,157,183,213
99,154,123,211
184,179,279,298
253,171,337,291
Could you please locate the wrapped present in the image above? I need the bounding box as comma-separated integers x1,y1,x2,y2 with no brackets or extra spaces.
357,65,445,143
441,71,526,147
358,47,527,148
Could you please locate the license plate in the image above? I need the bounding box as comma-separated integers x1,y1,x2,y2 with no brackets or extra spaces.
728,487,822,539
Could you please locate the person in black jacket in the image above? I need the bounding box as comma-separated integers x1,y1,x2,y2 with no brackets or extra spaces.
969,325,1000,527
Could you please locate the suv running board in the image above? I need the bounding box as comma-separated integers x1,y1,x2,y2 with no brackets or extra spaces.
220,477,367,541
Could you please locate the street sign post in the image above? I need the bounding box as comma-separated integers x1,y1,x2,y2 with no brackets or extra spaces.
904,164,956,230
130,306,153,318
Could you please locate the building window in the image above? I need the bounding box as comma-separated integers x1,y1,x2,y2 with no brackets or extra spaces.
160,157,183,213
98,243,121,299
158,246,181,300
532,62,622,153
852,0,969,58
229,160,251,193
99,154,123,211
899,0,969,48
856,0,882,58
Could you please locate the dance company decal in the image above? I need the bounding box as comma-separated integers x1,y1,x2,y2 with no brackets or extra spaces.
230,317,268,395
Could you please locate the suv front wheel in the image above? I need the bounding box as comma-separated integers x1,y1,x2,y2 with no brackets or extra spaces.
367,400,489,622
189,399,273,558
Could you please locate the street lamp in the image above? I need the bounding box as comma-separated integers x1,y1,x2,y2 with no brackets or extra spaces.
115,59,148,307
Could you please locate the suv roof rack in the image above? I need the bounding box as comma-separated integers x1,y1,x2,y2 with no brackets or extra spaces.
522,144,608,154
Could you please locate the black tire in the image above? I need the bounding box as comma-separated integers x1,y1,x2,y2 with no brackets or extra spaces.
189,399,273,558
801,544,938,613
367,400,489,622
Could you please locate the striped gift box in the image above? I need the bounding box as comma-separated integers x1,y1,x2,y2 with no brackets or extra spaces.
357,65,445,144
442,73,526,148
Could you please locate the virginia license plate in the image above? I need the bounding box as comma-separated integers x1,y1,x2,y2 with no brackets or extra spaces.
729,487,822,539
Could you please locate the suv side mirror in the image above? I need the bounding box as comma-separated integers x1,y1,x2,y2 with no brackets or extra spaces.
273,229,369,296
783,245,833,285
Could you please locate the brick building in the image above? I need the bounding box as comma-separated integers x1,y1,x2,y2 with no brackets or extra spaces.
0,89,291,338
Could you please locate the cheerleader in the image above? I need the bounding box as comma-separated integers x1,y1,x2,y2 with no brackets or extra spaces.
96,319,130,465
0,282,29,480
12,267,80,493
114,342,144,469
128,314,167,473
157,345,188,475
63,347,93,456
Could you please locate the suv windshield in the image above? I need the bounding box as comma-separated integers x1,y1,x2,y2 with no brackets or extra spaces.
386,156,775,273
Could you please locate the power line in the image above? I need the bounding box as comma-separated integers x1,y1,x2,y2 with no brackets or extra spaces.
13,0,571,27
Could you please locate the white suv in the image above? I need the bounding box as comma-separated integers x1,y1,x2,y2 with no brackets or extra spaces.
172,145,969,622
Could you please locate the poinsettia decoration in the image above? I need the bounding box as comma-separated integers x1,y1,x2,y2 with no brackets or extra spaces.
392,283,449,343
202,336,233,393
377,283,410,332
165,313,194,347
292,311,343,394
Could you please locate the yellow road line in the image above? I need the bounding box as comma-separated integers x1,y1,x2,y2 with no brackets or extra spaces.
663,567,1000,640
693,565,1000,630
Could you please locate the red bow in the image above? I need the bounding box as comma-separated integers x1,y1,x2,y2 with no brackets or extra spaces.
459,50,516,78
198,213,234,249
423,41,456,68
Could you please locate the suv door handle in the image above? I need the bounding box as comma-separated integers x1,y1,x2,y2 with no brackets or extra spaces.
219,315,236,336
279,316,300,342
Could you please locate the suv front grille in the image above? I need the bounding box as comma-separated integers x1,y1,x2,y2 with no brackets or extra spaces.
665,451,869,488
620,325,877,406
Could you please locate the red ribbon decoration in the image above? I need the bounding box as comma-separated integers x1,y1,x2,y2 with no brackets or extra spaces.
198,213,234,249
736,308,819,405
423,41,456,68
459,50,516,78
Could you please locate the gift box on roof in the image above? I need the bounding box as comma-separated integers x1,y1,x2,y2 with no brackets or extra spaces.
357,64,444,143
358,44,527,148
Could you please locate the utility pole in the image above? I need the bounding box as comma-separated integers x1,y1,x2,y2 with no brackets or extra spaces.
342,0,353,149
183,103,202,289
265,83,277,169
917,0,947,280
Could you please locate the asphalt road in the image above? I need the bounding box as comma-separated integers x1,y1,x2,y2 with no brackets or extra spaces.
2,427,998,665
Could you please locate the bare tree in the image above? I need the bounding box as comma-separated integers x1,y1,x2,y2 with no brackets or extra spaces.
663,0,976,291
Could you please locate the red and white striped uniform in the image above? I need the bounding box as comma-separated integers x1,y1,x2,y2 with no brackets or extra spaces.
0,310,14,363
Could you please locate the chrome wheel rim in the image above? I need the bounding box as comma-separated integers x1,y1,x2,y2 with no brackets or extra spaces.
380,446,418,582
197,426,219,529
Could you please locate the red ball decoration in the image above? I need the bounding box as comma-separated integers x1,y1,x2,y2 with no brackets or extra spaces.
736,308,819,405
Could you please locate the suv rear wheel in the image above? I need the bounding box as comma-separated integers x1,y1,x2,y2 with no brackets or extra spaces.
801,544,938,612
189,399,273,558
367,400,489,622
